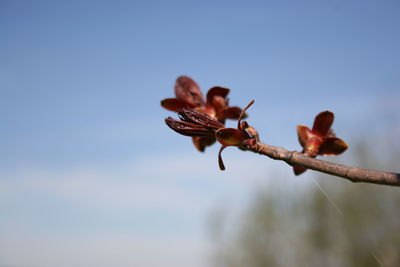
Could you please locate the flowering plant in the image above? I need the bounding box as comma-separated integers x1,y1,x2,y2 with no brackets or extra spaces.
165,100,257,170
294,111,348,175
161,76,400,186
161,76,245,151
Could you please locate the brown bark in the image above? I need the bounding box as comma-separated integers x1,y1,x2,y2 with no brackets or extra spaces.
247,142,400,186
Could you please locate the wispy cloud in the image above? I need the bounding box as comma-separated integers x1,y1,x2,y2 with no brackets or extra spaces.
0,151,287,267
0,231,210,267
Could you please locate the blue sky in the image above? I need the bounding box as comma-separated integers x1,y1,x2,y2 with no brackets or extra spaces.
0,0,399,266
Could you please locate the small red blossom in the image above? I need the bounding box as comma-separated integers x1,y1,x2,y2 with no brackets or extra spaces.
161,76,246,152
165,108,224,137
165,101,258,171
294,111,348,175
215,100,258,170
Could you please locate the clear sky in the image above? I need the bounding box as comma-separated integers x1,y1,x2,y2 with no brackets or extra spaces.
0,0,399,266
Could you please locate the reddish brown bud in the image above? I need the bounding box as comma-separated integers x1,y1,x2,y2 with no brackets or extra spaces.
294,110,348,175
164,79,255,170
161,98,196,112
296,125,314,147
319,137,348,156
222,107,245,120
165,117,215,137
216,128,247,146
206,87,230,104
162,76,248,152
216,100,257,171
175,76,204,107
312,111,334,136
304,136,323,157
242,123,259,141
179,108,224,130
212,95,228,113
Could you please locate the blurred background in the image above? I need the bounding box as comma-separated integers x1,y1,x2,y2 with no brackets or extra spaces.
0,0,399,266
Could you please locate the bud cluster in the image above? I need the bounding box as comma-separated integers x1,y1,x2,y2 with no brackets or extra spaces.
162,76,348,173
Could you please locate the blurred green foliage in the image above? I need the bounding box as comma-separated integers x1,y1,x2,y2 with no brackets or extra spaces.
211,139,400,267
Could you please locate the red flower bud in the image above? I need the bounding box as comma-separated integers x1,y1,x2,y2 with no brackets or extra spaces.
216,128,247,146
161,76,247,151
174,76,204,107
294,111,348,175
164,100,257,171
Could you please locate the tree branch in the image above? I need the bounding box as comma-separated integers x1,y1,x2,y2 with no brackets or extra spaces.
247,142,400,186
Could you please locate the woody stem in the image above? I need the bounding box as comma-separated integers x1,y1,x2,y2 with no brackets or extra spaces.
247,142,400,186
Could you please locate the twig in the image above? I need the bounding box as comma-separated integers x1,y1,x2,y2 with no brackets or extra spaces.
247,142,400,186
